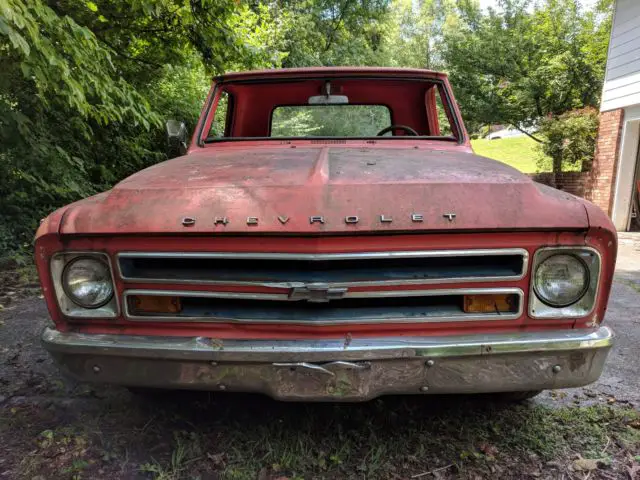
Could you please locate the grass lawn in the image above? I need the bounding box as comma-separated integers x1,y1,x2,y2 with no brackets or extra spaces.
2,393,640,479
471,136,547,173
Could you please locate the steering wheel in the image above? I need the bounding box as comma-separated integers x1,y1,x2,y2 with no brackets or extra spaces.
376,124,419,136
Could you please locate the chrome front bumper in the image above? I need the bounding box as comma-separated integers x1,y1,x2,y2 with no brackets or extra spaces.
41,327,614,401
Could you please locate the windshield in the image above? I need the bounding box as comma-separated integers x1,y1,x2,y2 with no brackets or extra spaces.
271,105,391,137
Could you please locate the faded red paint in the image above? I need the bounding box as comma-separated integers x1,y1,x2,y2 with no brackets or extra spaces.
56,146,590,235
34,67,617,340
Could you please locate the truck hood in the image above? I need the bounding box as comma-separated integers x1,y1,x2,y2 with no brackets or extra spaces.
59,146,588,235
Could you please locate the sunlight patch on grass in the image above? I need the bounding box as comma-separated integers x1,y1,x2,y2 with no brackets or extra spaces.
471,136,548,173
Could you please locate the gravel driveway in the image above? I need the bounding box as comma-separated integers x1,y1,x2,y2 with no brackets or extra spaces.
0,237,639,479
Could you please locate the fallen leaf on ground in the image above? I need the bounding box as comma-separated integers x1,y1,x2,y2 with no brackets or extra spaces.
479,443,498,457
627,465,640,479
206,452,225,467
573,457,600,471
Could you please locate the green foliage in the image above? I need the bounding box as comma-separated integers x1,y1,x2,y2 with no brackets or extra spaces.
0,0,155,126
0,0,615,259
209,92,230,138
536,108,600,172
0,0,293,260
271,105,391,137
271,109,324,137
379,0,450,70
277,0,390,67
443,0,611,135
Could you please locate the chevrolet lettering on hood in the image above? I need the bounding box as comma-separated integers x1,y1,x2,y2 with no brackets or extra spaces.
35,67,616,403
185,213,456,227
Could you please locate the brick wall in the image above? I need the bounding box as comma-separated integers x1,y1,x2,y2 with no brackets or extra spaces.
528,109,625,215
587,109,625,214
527,172,590,198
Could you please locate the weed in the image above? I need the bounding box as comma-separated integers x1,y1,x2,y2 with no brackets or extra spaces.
139,430,204,479
2,394,639,479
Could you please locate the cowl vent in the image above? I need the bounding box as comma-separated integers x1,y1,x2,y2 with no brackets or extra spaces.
310,139,347,144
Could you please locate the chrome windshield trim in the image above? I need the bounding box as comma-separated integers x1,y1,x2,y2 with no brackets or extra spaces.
122,287,524,324
116,248,529,287
41,326,614,362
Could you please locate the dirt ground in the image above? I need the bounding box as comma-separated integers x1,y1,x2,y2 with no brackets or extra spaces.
536,235,640,407
0,237,639,479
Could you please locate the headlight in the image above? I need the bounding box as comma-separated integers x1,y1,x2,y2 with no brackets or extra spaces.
533,254,589,307
62,257,114,308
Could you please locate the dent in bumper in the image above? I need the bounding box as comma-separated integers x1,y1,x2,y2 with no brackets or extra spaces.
42,327,614,401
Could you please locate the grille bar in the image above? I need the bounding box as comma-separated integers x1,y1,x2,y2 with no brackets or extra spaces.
123,288,524,324
117,249,528,287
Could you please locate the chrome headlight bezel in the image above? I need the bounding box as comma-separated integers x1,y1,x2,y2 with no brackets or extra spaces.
51,252,119,318
61,256,114,308
529,247,601,319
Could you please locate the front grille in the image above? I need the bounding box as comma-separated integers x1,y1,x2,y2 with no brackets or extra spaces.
118,249,528,287
124,288,523,324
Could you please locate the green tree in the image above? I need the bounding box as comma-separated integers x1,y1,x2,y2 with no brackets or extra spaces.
277,0,390,67
0,0,616,260
0,0,292,259
0,0,155,125
379,0,452,70
443,0,611,161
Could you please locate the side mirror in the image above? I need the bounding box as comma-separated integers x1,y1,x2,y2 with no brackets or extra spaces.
166,120,188,158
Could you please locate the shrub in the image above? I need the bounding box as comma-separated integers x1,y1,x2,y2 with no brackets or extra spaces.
537,108,599,172
0,61,209,263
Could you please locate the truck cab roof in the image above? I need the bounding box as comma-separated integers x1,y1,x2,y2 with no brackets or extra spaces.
194,67,468,145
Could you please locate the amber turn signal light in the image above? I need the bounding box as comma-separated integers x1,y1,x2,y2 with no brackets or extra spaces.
463,294,516,314
128,295,182,315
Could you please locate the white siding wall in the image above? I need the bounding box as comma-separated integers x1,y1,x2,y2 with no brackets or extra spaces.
601,0,640,112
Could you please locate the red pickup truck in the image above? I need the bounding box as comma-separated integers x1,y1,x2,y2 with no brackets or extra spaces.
36,67,616,401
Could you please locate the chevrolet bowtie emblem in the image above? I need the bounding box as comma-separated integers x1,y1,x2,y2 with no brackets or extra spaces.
289,284,348,303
